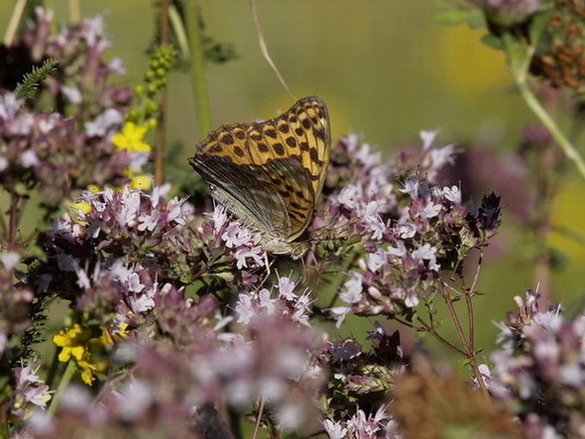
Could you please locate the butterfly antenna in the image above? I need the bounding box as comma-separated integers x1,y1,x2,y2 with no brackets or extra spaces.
249,0,297,101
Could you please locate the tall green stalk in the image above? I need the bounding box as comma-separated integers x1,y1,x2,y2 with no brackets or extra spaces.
502,33,585,179
184,1,213,138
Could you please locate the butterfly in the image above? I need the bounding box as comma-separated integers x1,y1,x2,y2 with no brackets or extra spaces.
189,96,331,259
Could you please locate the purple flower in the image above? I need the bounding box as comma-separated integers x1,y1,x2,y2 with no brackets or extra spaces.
486,290,585,437
475,0,541,27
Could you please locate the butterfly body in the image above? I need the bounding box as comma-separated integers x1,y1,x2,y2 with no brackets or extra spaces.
189,96,330,259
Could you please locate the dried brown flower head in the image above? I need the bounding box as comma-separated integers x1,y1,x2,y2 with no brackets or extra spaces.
531,0,585,90
393,358,522,439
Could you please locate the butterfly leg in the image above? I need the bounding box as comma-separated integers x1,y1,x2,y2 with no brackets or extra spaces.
253,252,275,292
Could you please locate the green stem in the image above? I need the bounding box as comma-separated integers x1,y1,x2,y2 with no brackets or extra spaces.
169,5,191,60
502,33,585,179
515,78,585,178
7,192,22,249
47,360,76,416
184,1,213,138
3,0,28,46
325,251,361,308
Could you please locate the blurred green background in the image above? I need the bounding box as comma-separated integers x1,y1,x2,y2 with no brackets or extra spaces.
1,0,584,354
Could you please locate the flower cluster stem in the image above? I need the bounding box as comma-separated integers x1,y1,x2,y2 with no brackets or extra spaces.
7,192,22,249
502,33,585,179
184,1,213,138
515,78,585,178
440,284,489,397
47,360,76,416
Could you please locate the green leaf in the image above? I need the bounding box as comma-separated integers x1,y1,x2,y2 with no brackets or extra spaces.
564,290,585,321
551,224,585,247
436,10,476,26
480,33,503,51
14,58,59,101
528,10,553,45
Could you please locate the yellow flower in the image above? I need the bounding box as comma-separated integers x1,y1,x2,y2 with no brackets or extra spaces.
53,324,132,386
78,337,110,386
111,122,151,152
130,175,152,190
52,324,92,363
87,184,102,193
70,200,92,214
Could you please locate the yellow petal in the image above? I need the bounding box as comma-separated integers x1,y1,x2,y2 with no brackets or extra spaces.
130,175,152,190
58,348,72,362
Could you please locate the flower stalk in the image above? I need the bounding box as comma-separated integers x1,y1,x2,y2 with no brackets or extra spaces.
3,0,28,46
502,32,585,179
154,0,171,186
47,360,76,416
185,1,213,138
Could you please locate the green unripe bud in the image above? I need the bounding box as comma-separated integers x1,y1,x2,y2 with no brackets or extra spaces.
146,100,159,113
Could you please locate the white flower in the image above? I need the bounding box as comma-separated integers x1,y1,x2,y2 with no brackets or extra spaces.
356,142,381,168
82,15,106,46
387,240,407,258
396,223,416,239
400,175,420,198
234,245,263,269
108,57,126,74
222,223,252,248
211,205,228,233
61,86,82,104
422,201,442,219
129,284,157,313
340,273,363,304
411,243,439,271
20,149,39,168
85,108,122,137
138,209,161,231
277,276,297,300
167,196,188,225
38,115,58,133
0,251,20,271
442,185,461,204
110,261,145,293
235,293,255,324
420,130,438,151
0,332,7,355
18,364,44,386
404,290,420,308
329,306,351,328
0,156,7,172
323,419,347,439
128,151,149,171
291,292,312,326
116,379,153,421
258,288,277,314
116,188,141,227
0,92,21,121
430,144,458,170
367,249,387,272
337,184,362,209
